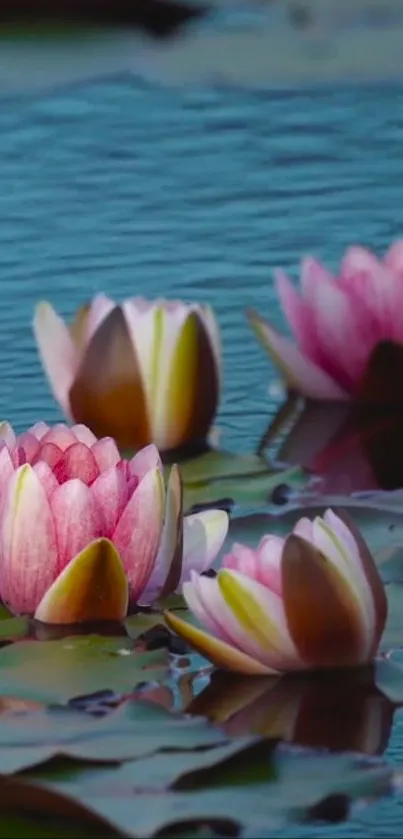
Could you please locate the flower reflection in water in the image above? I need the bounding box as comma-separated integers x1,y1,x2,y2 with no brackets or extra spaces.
259,392,403,494
187,668,395,756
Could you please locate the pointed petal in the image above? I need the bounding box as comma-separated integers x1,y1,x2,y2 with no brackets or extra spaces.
28,422,49,441
312,515,375,659
91,465,129,535
0,465,58,615
197,304,221,382
68,303,91,353
50,479,103,572
159,309,219,450
218,569,300,670
185,570,283,667
246,308,348,401
140,464,183,604
341,246,380,277
33,442,64,471
300,257,334,296
129,444,162,480
70,424,98,447
281,534,368,667
275,268,315,358
182,574,234,642
164,610,276,675
113,467,165,602
331,509,387,655
91,437,121,472
33,303,78,414
292,517,314,542
69,306,150,449
255,536,284,595
86,294,116,342
16,432,40,463
122,298,186,402
180,509,229,583
32,462,59,501
35,538,128,624
53,442,100,486
0,422,16,449
40,425,77,451
384,240,403,274
0,446,15,488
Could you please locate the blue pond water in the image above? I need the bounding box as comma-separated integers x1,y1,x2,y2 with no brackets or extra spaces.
1,73,403,835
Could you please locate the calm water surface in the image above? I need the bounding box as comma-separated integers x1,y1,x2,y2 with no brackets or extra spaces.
1,77,403,835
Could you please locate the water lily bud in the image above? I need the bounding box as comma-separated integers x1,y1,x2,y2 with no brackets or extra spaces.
165,509,387,674
34,296,220,453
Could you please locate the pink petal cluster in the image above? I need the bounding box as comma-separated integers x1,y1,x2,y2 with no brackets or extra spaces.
0,422,228,620
248,241,403,401
166,510,387,675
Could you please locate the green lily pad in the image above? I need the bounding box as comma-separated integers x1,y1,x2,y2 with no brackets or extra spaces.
125,598,194,641
171,448,306,511
180,450,273,484
0,617,29,641
0,605,12,622
0,700,227,774
0,637,167,704
16,741,391,838
0,813,107,839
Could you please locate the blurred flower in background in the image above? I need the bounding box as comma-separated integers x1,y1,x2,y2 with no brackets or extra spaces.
0,422,228,623
248,241,403,404
166,508,387,673
34,296,220,454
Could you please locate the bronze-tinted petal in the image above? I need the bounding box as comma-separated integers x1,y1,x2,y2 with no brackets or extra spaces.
159,464,184,599
69,306,150,450
333,508,388,655
165,312,219,450
281,534,366,668
69,303,91,354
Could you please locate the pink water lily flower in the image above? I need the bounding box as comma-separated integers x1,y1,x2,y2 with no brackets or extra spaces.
0,422,228,624
165,510,387,675
33,296,220,452
247,241,403,401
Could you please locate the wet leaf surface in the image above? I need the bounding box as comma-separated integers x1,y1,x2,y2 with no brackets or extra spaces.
178,448,306,510
0,637,168,703
0,700,226,773
9,741,391,838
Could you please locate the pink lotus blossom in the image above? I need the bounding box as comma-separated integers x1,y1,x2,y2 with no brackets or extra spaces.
165,509,387,675
0,422,228,623
247,241,403,401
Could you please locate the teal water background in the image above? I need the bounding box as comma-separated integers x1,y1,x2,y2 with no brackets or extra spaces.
2,76,403,835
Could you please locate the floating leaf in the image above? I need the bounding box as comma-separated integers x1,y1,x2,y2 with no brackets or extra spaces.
0,637,167,703
0,700,227,774
0,616,29,641
184,466,305,511
16,742,392,838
